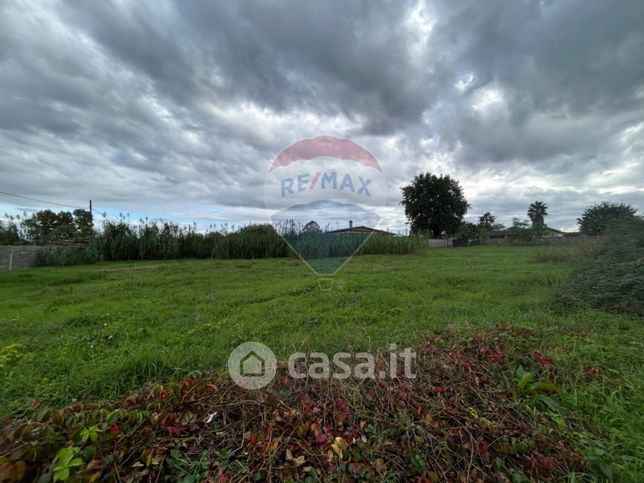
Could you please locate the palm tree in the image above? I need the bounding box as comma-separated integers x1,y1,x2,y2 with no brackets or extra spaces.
478,212,496,230
527,201,548,226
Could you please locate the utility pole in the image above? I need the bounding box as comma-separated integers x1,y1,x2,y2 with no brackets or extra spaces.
89,200,94,240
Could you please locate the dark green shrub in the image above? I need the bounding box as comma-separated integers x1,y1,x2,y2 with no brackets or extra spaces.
534,247,581,263
36,245,100,267
32,220,429,266
0,220,23,245
359,234,425,255
560,219,644,315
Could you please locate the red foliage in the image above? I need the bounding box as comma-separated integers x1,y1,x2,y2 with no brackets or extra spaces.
532,350,554,369
488,349,504,365
0,326,586,482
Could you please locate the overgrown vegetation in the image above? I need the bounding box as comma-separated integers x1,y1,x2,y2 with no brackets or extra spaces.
0,246,642,479
92,221,291,262
578,202,639,236
534,246,584,263
0,220,22,245
33,220,423,267
1,210,93,245
1,326,596,481
560,219,644,315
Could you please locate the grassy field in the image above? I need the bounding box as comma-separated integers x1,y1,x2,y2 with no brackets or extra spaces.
1,245,643,478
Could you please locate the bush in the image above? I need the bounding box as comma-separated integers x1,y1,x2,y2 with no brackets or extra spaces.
577,202,638,235
0,220,22,245
359,234,425,255
534,247,581,263
212,229,289,259
559,219,644,315
36,245,100,267
34,221,429,266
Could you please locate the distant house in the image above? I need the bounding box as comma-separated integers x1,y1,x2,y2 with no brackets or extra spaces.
327,220,394,236
489,229,509,239
490,226,566,239
543,227,565,238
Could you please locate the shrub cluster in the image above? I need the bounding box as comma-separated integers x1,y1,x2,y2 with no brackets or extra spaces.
560,219,644,315
534,247,582,264
358,233,425,255
36,245,102,267
35,221,291,266
35,221,423,267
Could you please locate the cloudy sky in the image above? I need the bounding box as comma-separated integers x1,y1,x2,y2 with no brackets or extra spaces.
1,0,643,232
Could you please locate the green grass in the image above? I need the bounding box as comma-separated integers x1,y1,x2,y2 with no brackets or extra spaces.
1,245,643,478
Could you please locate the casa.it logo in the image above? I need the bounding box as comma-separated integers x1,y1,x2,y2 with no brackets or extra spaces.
264,136,387,274
227,342,277,390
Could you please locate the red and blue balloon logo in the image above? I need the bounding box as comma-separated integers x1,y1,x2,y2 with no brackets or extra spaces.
264,136,388,274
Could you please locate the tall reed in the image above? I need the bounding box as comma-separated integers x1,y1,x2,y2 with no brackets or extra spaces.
36,220,426,266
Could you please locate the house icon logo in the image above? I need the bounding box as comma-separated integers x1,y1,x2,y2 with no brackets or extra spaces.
240,350,265,376
227,342,277,389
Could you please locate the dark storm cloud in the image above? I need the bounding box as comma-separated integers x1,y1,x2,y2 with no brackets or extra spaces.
424,0,644,165
0,0,642,230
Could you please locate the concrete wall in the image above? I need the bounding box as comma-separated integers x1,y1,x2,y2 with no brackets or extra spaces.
426,238,454,248
0,246,42,271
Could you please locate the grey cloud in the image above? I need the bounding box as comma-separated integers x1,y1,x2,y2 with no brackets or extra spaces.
0,0,642,231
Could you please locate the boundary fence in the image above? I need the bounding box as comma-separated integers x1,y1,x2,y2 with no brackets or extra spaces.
0,246,42,271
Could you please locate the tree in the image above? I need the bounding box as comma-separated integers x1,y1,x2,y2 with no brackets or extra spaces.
507,218,531,241
457,222,483,240
401,173,469,237
22,209,93,244
478,212,496,230
239,224,279,235
527,201,548,226
577,202,638,235
73,209,94,241
507,217,549,242
23,210,60,243
303,220,321,234
0,219,21,245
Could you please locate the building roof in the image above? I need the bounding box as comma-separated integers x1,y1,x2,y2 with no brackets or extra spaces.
489,225,566,238
327,225,394,236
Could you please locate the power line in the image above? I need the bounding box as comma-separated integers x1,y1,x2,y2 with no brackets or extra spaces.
0,192,209,228
0,190,85,210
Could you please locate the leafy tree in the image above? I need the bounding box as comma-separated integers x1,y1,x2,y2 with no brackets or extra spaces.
507,218,531,242
401,173,469,237
303,220,321,233
457,222,483,240
22,209,93,244
23,210,60,243
56,211,76,241
577,202,638,235
73,209,94,241
239,224,279,235
527,201,548,226
507,217,550,242
0,219,21,245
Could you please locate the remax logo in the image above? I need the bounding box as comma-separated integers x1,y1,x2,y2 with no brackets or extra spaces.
279,171,373,198
264,136,387,274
